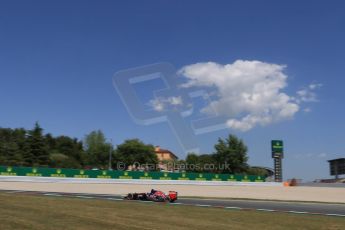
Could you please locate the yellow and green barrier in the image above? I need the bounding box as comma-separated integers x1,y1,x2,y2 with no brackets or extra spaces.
0,166,265,182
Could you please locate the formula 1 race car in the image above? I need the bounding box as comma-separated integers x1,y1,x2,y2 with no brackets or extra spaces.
124,189,178,203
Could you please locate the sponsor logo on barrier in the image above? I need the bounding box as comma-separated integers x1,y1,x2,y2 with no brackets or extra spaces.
1,172,17,176
51,174,66,177
228,175,236,181
74,170,89,178
195,178,206,181
242,175,250,182
212,174,221,181
1,167,17,175
140,172,152,179
97,171,111,178
26,168,42,177
119,171,132,179
255,176,264,182
160,172,172,180
97,175,111,179
119,176,132,179
178,173,190,180
26,173,42,176
159,177,172,180
74,175,89,178
196,174,206,180
51,169,66,177
178,177,189,180
140,176,152,179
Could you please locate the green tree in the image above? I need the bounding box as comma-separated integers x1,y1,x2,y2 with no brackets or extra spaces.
84,130,112,169
186,153,199,165
26,122,49,166
49,153,81,168
185,153,200,172
116,139,157,170
213,134,248,173
52,136,85,167
0,128,12,165
246,167,270,177
185,153,217,172
198,154,217,173
0,127,30,166
12,128,28,166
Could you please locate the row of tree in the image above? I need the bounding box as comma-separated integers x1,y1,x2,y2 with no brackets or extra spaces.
0,123,158,169
0,123,268,176
184,135,248,173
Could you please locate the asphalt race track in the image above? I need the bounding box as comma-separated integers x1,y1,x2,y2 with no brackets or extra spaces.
1,189,344,217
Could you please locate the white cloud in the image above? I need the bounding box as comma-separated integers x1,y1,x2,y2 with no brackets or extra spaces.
309,83,323,90
179,60,300,131
294,83,322,104
149,96,183,112
296,90,316,102
304,107,312,113
168,96,183,105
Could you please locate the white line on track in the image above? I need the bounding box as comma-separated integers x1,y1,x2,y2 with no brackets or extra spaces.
44,193,63,197
288,211,308,214
196,204,211,207
256,209,275,212
225,206,243,210
107,198,123,201
75,195,93,199
325,213,345,217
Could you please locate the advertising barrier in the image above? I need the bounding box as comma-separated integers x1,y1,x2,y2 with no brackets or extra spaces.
0,166,265,182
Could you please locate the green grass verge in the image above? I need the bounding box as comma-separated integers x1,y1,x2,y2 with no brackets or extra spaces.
0,193,344,230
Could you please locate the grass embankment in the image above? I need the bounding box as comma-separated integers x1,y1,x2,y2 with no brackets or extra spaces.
0,192,344,230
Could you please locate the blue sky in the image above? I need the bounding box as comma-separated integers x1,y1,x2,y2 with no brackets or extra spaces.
0,0,344,180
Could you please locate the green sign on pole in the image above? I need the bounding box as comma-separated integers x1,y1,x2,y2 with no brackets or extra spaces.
271,140,283,158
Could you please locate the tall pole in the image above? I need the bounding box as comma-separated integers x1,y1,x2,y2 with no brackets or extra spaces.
274,158,282,182
109,138,112,170
271,140,283,182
